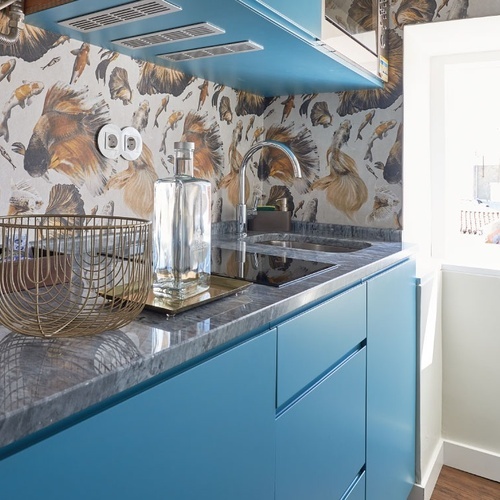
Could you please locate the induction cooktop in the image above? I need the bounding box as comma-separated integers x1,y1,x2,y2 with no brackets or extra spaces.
211,247,336,287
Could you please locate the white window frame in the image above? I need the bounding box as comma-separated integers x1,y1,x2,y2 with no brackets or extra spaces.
404,16,500,274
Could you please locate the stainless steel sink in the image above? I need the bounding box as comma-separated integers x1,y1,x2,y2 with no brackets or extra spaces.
247,234,371,253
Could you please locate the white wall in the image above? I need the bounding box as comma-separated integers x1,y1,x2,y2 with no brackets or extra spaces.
441,269,500,480
405,15,500,496
404,22,445,498
416,272,443,490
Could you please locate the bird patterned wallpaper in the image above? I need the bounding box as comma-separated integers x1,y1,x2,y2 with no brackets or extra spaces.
0,0,498,229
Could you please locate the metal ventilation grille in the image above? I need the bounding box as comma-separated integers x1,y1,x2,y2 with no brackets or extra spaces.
159,41,263,62
113,22,224,49
59,0,181,33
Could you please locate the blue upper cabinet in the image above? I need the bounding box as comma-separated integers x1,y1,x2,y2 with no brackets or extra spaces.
239,0,322,36
24,0,383,96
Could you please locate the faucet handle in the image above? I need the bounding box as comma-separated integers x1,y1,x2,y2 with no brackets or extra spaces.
236,203,247,238
252,195,260,211
247,195,259,222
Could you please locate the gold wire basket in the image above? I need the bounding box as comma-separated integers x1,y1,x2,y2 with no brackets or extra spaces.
0,215,152,338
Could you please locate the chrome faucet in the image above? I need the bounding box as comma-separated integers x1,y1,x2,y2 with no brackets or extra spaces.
236,140,302,236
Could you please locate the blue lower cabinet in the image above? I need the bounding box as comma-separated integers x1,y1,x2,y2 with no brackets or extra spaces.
0,330,277,500
366,259,417,500
344,472,366,500
0,258,417,500
277,283,366,407
276,347,366,500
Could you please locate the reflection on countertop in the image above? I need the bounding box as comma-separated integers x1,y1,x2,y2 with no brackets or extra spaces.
0,331,141,414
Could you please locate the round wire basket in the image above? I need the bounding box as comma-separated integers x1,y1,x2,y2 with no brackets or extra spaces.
0,215,152,338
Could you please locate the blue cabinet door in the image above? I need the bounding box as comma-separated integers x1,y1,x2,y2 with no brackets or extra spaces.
366,259,417,499
276,347,366,500
0,330,277,500
277,283,366,407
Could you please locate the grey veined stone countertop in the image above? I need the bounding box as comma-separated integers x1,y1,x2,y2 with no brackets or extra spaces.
0,224,414,454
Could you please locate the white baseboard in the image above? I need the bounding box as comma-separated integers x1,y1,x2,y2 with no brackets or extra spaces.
407,438,500,499
409,440,444,500
443,440,500,483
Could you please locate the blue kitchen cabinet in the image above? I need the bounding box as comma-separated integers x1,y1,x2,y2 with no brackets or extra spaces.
275,284,367,500
240,0,322,36
275,259,416,500
276,283,367,407
276,347,366,500
0,330,277,500
365,259,417,500
0,257,417,500
346,472,366,500
25,0,382,96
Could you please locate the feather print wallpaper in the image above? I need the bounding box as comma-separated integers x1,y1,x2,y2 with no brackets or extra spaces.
0,0,499,228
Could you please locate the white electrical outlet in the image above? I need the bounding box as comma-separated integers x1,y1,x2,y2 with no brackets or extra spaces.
121,127,142,161
97,124,121,160
97,124,143,161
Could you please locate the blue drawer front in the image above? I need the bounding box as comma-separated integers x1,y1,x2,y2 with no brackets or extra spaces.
277,283,366,406
344,471,366,500
276,347,366,500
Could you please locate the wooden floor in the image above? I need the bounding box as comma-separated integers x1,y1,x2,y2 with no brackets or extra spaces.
431,466,500,499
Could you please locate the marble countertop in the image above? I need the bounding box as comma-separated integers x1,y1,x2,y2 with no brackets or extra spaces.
0,225,413,454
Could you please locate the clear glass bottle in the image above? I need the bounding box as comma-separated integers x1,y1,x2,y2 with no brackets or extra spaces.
153,142,211,299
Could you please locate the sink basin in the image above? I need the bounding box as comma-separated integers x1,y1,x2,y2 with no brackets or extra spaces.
247,234,371,253
260,240,360,253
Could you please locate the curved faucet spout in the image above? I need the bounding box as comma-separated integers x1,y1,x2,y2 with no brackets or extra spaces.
236,140,302,237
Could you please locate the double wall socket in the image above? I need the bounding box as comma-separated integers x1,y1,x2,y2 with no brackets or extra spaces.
97,124,143,161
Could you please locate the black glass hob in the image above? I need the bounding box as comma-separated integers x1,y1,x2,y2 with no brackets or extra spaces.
211,247,336,287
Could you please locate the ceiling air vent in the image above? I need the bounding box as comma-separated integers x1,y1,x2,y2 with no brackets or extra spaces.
159,41,263,62
59,0,181,33
113,22,224,50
